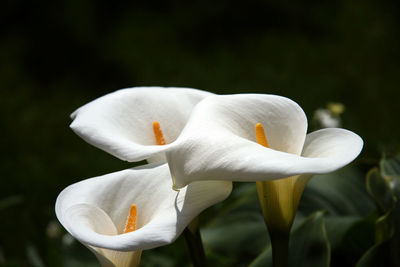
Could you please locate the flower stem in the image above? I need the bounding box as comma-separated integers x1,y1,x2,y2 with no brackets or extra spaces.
268,229,289,267
184,217,206,267
256,178,304,267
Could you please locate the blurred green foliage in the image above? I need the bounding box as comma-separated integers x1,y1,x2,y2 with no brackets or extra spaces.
1,0,400,266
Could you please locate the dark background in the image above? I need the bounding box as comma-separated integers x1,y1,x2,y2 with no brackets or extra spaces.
1,0,399,266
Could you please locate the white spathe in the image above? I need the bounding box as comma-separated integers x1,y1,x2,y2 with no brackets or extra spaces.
166,94,363,188
70,87,213,163
56,163,232,266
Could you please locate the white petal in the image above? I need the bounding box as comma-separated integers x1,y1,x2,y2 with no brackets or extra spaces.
87,245,141,267
70,87,213,162
179,94,308,154
300,128,363,167
167,94,308,188
166,96,362,188
61,206,141,266
55,163,232,252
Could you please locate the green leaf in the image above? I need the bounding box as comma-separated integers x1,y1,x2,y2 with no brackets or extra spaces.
355,240,392,267
380,154,400,177
298,167,375,261
374,210,394,244
300,167,374,217
248,246,273,267
202,183,270,265
354,155,400,267
355,209,399,267
324,216,360,250
203,211,268,254
249,211,330,267
366,168,393,213
380,154,400,200
338,212,377,263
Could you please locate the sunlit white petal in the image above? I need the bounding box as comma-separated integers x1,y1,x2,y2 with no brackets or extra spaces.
70,87,213,162
166,95,363,188
300,128,363,167
56,163,232,254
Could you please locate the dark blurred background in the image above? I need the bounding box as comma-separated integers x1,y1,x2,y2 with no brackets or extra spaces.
1,0,400,266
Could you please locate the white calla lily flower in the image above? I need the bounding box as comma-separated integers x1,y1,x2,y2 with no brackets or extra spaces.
167,94,363,188
70,87,213,163
56,163,232,267
166,94,363,235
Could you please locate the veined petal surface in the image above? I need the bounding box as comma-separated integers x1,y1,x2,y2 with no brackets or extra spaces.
70,87,213,162
166,95,363,188
55,163,232,252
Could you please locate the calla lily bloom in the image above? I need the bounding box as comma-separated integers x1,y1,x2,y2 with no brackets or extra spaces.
166,94,363,232
56,163,232,267
70,86,214,163
62,86,230,266
167,94,363,189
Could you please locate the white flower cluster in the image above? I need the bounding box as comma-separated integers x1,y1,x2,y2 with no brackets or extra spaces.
56,87,362,266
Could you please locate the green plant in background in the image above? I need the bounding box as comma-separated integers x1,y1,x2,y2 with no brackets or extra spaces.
356,154,400,267
201,166,374,267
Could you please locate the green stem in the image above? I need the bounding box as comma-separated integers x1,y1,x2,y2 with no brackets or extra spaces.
184,218,206,267
256,179,301,267
268,229,289,267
